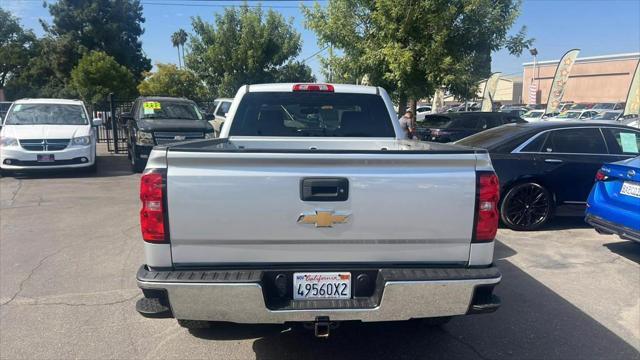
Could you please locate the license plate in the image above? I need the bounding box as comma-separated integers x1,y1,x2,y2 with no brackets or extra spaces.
620,181,640,198
37,154,55,162
293,272,351,300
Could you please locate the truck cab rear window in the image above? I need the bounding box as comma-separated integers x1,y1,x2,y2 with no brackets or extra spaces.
229,92,395,137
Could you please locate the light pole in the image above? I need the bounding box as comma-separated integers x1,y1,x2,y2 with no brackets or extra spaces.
529,48,539,105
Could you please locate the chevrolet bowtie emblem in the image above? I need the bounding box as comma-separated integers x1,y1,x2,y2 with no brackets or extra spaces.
297,210,350,228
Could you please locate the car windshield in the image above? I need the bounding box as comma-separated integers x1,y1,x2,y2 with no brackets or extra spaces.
4,103,88,125
417,116,451,127
524,111,544,118
138,100,203,120
556,112,581,119
592,112,620,120
592,103,614,109
229,91,395,137
455,124,525,147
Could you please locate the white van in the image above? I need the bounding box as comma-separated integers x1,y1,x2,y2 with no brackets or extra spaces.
0,99,102,174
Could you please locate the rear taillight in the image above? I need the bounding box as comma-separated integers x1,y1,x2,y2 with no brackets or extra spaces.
292,83,334,92
140,169,167,242
595,169,609,181
474,172,500,242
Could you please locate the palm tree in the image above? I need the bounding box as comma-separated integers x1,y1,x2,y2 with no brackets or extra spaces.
177,29,188,68
171,29,188,69
171,31,182,68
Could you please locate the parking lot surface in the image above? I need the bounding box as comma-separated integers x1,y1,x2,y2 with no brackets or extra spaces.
1,147,639,359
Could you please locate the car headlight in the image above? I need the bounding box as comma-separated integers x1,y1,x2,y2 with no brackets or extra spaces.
0,136,18,147
136,131,154,145
72,136,91,146
204,132,215,139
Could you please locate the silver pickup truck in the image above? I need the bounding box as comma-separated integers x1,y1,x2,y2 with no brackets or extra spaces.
135,83,502,337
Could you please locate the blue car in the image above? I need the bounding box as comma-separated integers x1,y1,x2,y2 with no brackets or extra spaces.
586,156,640,243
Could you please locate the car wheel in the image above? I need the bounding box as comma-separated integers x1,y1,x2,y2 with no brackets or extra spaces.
177,319,210,329
500,182,553,231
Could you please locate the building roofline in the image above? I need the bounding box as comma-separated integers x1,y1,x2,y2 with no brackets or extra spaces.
523,52,640,67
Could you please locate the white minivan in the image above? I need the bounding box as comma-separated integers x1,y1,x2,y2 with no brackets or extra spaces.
0,99,102,174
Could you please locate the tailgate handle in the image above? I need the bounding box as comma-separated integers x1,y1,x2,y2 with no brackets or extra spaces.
300,178,349,202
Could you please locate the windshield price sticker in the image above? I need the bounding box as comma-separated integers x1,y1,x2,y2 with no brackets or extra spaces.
143,102,161,110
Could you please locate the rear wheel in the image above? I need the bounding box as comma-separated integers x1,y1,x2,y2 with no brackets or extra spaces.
129,146,145,173
501,182,553,231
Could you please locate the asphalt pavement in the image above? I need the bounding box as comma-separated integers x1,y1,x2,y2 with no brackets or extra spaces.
1,146,639,359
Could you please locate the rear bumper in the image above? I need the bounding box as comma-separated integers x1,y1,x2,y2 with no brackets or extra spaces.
136,265,501,323
585,214,640,243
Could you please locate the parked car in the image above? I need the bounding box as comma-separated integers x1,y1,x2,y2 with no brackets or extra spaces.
501,107,528,117
521,109,545,122
134,83,502,334
0,99,101,175
569,103,595,110
415,105,432,121
585,156,640,243
457,122,640,230
120,96,215,172
210,98,233,137
591,102,625,111
0,101,12,123
547,109,598,121
415,112,524,142
558,102,574,113
590,110,623,122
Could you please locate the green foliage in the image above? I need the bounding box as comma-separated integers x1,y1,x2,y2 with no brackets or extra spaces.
187,5,315,97
45,0,151,80
70,51,137,106
137,63,209,100
304,0,534,101
0,9,38,88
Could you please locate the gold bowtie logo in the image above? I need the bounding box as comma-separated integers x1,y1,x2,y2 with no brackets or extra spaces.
297,210,350,228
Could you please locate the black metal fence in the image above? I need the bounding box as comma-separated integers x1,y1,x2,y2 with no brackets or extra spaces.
92,94,218,154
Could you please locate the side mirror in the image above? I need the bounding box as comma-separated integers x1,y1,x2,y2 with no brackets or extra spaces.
92,118,103,127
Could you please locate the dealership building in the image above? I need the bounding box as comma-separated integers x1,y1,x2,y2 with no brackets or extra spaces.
522,52,640,105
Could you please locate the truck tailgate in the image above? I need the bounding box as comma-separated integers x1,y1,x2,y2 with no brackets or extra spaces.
166,151,478,265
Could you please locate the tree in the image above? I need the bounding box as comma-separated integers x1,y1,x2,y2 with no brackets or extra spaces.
0,9,38,89
304,0,534,112
43,0,151,80
70,51,137,106
171,29,188,68
137,63,209,100
187,5,315,97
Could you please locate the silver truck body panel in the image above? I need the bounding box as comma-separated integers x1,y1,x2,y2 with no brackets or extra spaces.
164,140,480,265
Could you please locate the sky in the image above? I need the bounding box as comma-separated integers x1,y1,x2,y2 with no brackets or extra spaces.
2,0,640,81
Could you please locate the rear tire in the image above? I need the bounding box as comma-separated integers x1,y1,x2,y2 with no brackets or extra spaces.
177,319,210,329
129,146,145,173
501,182,553,231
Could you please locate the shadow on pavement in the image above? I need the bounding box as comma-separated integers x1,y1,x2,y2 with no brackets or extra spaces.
535,216,592,231
1,154,133,180
604,240,640,265
188,242,639,359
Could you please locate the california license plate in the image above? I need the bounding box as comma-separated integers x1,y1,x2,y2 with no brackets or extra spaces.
293,272,351,300
620,181,640,198
37,154,55,162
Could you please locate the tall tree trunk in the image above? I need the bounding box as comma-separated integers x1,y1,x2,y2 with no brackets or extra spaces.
398,93,407,117
181,45,186,69
177,47,182,69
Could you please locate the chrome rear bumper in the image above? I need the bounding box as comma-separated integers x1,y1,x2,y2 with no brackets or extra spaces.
136,265,501,323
